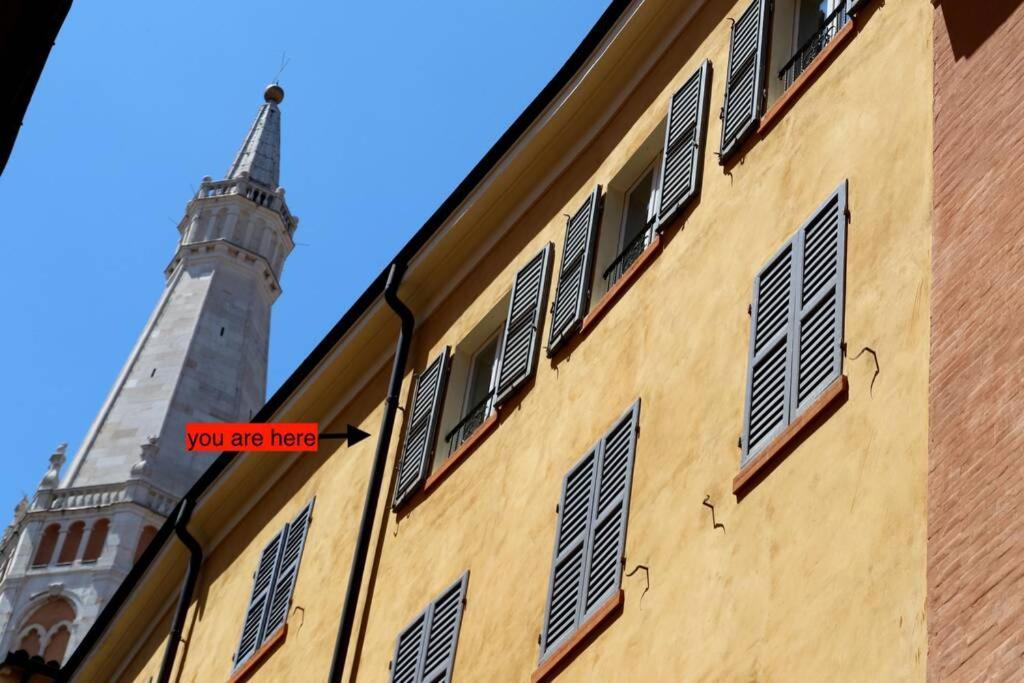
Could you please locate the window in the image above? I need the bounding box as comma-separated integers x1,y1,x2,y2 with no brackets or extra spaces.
80,518,108,563
16,598,75,664
392,245,553,509
537,401,640,669
388,573,468,683
719,0,867,161
740,181,848,468
31,524,60,568
546,61,711,355
232,500,314,673
55,521,84,565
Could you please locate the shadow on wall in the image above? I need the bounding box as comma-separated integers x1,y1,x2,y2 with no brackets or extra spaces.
941,0,1024,59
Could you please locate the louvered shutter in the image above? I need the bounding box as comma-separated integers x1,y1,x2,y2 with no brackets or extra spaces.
583,401,640,618
389,611,427,683
393,349,451,509
658,60,712,226
719,0,770,162
791,182,847,417
494,244,554,405
547,189,602,356
741,239,797,465
420,573,469,683
233,528,285,669
539,449,598,661
264,499,314,636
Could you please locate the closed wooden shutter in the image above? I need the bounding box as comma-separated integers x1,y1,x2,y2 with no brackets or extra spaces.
389,612,427,683
719,0,770,162
393,348,451,508
494,244,554,405
389,574,469,683
791,183,847,416
658,60,712,226
264,499,315,635
548,188,602,356
583,401,640,618
741,181,848,465
741,240,797,465
421,573,469,683
539,400,641,663
233,528,285,669
539,449,597,660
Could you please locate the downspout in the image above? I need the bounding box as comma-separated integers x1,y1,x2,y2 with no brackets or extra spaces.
327,262,413,683
156,499,203,683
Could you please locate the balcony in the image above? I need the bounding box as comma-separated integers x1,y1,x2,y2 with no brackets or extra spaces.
603,225,655,290
443,390,494,459
778,4,851,91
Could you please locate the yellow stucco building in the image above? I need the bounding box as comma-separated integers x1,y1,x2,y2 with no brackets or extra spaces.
45,0,942,680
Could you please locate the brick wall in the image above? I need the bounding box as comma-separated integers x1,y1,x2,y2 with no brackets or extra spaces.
930,1,1024,679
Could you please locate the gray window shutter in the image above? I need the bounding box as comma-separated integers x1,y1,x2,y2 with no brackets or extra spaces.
582,400,640,618
539,448,598,661
420,573,469,683
264,499,314,636
389,611,427,683
233,528,285,669
494,243,554,406
741,239,797,465
393,348,451,509
719,0,770,162
658,60,712,226
791,182,848,417
547,188,602,356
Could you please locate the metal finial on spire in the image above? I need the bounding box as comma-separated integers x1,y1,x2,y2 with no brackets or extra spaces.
264,83,284,104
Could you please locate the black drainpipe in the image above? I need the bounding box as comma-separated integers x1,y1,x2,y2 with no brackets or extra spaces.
156,498,203,683
327,262,413,683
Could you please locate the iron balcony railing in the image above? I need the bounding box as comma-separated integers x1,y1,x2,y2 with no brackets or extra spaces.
444,389,495,458
778,4,850,90
603,224,655,290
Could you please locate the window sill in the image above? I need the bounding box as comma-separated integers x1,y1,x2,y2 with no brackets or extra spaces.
733,375,848,496
531,590,624,683
227,623,287,683
758,20,856,137
422,411,499,494
579,235,663,338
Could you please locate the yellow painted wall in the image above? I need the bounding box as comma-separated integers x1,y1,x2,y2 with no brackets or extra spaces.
108,0,933,680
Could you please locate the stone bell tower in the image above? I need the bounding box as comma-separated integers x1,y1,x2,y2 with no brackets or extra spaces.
0,84,298,664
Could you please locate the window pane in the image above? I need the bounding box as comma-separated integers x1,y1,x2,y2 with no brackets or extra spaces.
466,336,498,409
621,169,654,248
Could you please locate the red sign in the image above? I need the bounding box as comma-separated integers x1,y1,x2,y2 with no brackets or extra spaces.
185,423,319,452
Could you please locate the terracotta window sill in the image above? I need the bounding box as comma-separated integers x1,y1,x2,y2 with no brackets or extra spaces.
228,623,287,683
422,411,499,494
758,21,856,136
531,590,624,683
579,235,663,337
733,375,848,496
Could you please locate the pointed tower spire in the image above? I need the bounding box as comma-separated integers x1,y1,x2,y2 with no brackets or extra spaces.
226,84,284,189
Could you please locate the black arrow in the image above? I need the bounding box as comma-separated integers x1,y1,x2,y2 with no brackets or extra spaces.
319,424,371,446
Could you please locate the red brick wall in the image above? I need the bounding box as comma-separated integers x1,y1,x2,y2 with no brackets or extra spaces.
930,1,1024,679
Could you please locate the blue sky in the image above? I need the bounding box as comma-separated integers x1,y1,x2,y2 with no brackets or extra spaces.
0,1,609,516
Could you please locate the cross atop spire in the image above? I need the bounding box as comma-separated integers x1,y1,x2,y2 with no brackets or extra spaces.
226,84,284,190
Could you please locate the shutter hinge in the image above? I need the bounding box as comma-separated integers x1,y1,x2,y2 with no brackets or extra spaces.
737,435,743,449
537,634,542,645
555,503,559,515
747,303,752,316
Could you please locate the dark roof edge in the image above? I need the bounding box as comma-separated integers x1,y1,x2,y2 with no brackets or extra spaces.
60,0,634,677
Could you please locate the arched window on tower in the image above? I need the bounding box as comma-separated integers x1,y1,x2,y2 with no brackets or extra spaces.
81,518,109,563
31,524,60,568
133,525,158,564
56,521,84,565
16,597,75,664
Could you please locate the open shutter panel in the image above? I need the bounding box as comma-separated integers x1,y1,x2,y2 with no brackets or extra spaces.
719,0,770,162
420,573,469,683
539,448,598,662
389,611,428,683
791,182,848,417
741,239,797,465
583,400,640,618
233,528,285,670
393,349,451,509
263,499,314,636
658,60,712,226
547,189,602,356
494,243,554,406
846,0,869,13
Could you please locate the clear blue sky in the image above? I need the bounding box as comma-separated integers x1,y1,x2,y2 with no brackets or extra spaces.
0,0,609,516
